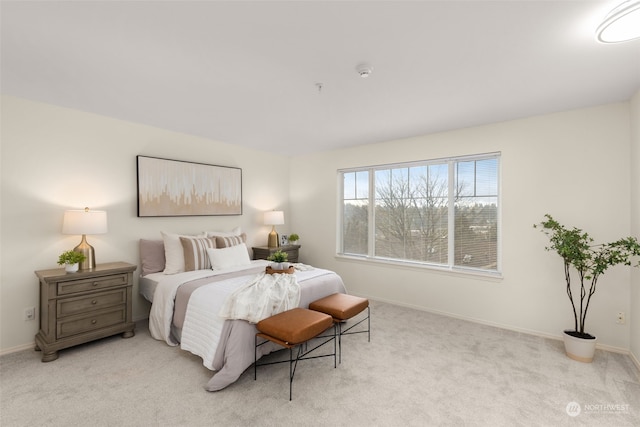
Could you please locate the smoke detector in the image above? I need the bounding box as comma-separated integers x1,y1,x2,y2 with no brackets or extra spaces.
356,63,373,78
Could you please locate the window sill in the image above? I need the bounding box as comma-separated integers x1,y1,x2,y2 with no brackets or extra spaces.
334,253,503,282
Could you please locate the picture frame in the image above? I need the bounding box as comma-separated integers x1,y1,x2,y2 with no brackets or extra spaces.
280,235,289,246
137,155,242,217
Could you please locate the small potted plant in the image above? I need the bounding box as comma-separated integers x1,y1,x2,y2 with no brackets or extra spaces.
288,233,300,245
267,250,289,270
535,214,640,362
57,250,86,273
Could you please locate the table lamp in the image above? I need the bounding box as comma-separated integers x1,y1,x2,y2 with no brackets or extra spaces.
62,207,108,270
264,210,284,248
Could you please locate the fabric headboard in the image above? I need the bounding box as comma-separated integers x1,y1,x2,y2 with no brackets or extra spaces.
139,239,165,276
139,229,248,276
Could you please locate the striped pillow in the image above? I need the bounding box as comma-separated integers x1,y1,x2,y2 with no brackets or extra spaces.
180,237,217,271
215,233,247,248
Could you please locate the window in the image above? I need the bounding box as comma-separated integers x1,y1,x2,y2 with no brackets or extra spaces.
339,153,500,274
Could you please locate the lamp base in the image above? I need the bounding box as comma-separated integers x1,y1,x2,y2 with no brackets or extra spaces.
268,227,280,248
74,235,96,270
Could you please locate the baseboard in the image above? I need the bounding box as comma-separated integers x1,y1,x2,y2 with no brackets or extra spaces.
0,342,35,357
1,317,150,357
630,350,640,381
362,294,638,367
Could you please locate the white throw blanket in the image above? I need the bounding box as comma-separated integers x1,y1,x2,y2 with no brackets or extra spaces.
178,268,334,370
218,272,300,323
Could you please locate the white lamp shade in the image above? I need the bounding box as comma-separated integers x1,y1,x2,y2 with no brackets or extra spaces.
596,0,640,43
62,209,108,235
264,210,284,226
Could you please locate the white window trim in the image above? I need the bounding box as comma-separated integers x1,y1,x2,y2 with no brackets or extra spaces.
337,152,502,278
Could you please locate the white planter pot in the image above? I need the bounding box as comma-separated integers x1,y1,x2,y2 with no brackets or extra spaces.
65,262,79,273
563,330,597,363
271,262,283,270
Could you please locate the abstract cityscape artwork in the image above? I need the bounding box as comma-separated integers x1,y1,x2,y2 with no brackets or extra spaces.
137,155,242,217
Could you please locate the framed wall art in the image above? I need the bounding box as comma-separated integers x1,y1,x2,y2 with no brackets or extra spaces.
137,155,242,217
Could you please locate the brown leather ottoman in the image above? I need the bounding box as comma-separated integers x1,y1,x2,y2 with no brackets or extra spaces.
254,308,336,400
309,293,370,363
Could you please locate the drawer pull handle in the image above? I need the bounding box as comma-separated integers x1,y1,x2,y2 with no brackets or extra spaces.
91,300,97,305
91,320,97,324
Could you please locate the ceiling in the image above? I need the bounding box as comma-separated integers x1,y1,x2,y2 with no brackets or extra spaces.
2,0,639,156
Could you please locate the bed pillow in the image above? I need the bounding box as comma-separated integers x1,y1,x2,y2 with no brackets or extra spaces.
139,239,165,276
204,226,242,238
180,236,217,271
207,243,251,270
215,233,247,248
161,231,206,274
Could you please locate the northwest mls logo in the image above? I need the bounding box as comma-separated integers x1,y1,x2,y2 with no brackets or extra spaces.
566,401,581,417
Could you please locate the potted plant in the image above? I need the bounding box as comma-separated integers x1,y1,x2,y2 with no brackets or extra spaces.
535,214,640,362
288,233,300,245
57,250,86,273
267,250,289,270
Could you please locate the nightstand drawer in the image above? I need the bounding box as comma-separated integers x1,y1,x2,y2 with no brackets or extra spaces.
252,245,300,263
57,274,128,296
57,306,126,339
281,249,299,263
57,289,127,317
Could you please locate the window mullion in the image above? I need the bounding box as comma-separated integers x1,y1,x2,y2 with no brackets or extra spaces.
337,173,344,254
448,160,455,268
368,168,375,257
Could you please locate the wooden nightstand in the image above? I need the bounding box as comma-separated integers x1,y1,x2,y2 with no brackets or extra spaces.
34,262,137,362
252,245,301,263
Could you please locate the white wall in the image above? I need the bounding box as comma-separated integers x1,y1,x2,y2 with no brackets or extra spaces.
0,95,290,353
2,95,638,356
630,90,640,367
290,102,635,351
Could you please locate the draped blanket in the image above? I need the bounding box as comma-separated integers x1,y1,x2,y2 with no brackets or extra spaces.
218,272,300,323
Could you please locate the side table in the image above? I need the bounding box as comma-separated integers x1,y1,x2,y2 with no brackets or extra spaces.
252,245,301,263
34,261,137,362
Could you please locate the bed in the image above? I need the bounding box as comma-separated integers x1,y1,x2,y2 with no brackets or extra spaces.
139,231,347,391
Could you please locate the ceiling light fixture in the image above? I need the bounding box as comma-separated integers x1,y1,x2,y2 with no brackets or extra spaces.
356,63,373,78
595,0,640,43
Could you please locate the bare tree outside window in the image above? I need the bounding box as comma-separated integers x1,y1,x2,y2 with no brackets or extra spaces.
454,159,498,270
343,171,369,255
339,154,500,274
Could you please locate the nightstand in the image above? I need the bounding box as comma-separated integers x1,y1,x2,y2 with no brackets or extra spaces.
252,245,301,263
34,262,137,362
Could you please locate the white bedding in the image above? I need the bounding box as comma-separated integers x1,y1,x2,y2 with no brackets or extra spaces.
147,260,269,346
181,269,326,370
146,262,347,391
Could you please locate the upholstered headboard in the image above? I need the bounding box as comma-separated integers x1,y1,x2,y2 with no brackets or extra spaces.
139,239,165,276
139,228,247,276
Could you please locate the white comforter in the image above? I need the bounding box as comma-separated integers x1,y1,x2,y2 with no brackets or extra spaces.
147,260,270,346
181,271,302,369
149,263,343,372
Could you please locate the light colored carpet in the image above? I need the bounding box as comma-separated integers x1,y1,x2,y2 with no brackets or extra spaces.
1,300,639,427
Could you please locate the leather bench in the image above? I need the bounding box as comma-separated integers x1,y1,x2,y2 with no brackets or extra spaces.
309,293,370,363
254,307,336,400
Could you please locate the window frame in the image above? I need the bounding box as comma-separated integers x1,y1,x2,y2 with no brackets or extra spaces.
337,152,502,278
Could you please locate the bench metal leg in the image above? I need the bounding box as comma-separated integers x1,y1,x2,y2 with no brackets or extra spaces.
255,324,337,400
